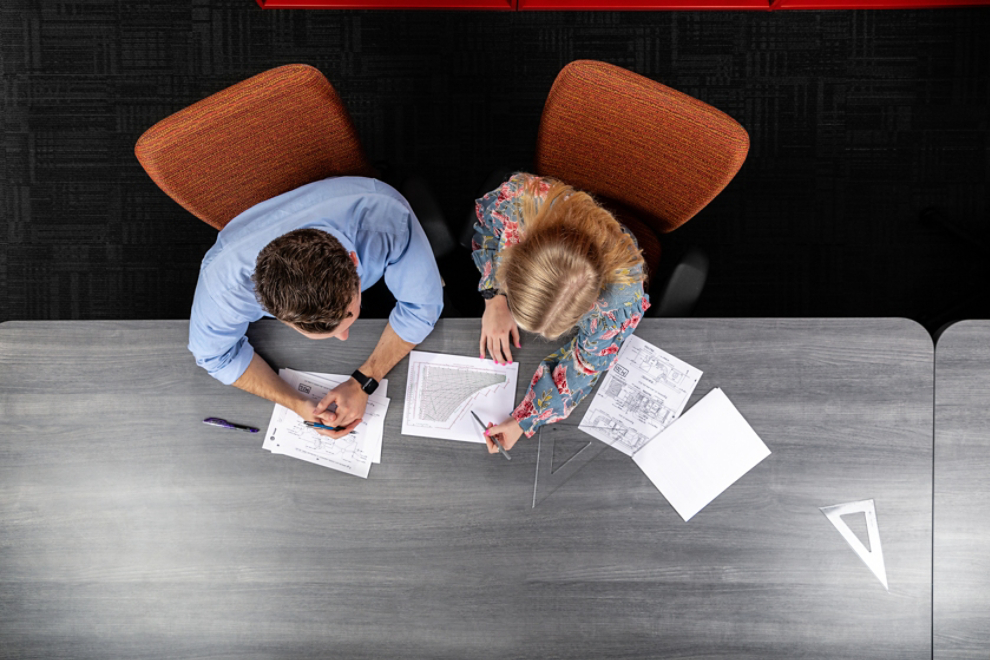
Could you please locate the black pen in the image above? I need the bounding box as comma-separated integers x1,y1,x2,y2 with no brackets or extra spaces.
470,410,511,461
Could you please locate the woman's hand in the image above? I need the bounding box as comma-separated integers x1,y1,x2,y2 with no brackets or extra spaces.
484,418,524,453
480,295,520,365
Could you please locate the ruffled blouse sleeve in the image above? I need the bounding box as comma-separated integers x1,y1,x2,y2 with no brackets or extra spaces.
471,173,540,292
511,269,651,438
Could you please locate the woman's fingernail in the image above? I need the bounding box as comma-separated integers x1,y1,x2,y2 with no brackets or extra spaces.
484,430,489,435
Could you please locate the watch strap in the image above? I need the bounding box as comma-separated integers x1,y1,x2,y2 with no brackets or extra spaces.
351,369,379,395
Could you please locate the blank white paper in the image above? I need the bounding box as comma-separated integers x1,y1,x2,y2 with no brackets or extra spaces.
632,388,770,521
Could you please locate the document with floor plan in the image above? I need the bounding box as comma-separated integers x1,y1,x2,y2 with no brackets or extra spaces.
402,351,519,443
579,334,703,456
262,369,390,477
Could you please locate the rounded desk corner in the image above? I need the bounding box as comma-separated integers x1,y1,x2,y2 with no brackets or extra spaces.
932,319,987,352
889,316,935,356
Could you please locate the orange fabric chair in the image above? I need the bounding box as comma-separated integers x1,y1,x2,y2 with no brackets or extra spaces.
135,64,376,231
535,60,750,288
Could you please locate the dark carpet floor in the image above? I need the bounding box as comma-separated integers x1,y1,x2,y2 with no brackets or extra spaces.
2,3,989,334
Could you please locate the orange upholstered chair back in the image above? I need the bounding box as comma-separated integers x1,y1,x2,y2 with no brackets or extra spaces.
135,64,376,230
535,60,750,235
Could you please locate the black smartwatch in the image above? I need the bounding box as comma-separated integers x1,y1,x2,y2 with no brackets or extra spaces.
351,369,379,395
480,288,501,300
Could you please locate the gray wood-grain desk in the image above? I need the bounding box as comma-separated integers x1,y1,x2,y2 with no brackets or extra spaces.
0,319,932,659
934,320,990,660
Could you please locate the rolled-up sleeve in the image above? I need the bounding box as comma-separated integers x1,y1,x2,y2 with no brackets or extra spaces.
188,279,256,386
383,209,444,345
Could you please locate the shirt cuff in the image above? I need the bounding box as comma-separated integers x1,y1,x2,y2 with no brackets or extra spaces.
512,405,541,438
194,337,255,386
388,302,443,345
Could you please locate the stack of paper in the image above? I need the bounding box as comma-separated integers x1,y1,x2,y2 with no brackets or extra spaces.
632,387,771,521
262,369,390,478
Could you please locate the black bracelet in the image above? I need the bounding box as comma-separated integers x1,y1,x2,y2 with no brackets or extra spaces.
481,288,501,300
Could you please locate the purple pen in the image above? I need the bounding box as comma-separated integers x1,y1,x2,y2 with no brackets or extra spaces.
203,417,259,433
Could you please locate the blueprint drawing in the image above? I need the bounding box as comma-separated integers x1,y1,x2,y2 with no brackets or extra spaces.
579,334,702,456
402,351,519,443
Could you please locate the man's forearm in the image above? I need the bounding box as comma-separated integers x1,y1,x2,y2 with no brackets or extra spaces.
232,352,307,412
358,322,417,382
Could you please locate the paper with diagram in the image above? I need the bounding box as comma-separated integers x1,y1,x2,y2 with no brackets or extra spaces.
632,387,771,521
579,334,703,456
262,369,390,477
402,351,519,443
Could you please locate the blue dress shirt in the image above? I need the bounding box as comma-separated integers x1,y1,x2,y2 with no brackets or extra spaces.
189,177,444,385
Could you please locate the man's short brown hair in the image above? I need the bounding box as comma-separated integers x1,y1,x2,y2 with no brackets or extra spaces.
252,228,360,334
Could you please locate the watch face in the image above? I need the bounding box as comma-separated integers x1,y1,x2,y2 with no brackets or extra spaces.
354,370,377,393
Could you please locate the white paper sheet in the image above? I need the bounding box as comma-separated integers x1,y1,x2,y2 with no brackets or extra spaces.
632,388,771,522
579,334,703,456
401,351,519,443
262,369,390,477
281,369,389,463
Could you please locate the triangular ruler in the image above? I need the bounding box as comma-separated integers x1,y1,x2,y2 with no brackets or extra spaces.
532,426,609,508
820,499,888,591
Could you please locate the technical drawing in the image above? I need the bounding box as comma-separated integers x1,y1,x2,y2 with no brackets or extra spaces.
579,335,703,457
611,386,677,428
262,368,387,478
583,411,651,453
417,365,506,424
402,351,519,443
605,377,624,398
304,433,362,460
630,343,689,387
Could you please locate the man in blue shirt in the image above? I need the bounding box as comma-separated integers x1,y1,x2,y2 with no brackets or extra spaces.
189,176,444,437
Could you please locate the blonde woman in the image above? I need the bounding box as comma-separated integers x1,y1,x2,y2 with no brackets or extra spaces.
472,173,651,454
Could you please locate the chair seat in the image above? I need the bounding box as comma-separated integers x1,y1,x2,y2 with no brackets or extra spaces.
536,60,749,237
135,64,375,230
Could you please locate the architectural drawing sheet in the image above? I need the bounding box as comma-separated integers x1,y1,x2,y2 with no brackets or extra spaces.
262,369,390,477
579,334,703,456
402,351,519,443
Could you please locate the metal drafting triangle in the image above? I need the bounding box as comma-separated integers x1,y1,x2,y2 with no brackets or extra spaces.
532,427,609,508
820,499,888,591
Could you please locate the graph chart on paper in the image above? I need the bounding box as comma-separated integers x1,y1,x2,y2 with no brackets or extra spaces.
402,351,519,443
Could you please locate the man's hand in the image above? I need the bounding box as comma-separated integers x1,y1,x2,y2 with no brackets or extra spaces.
314,377,369,430
484,418,524,454
480,295,520,365
294,397,361,439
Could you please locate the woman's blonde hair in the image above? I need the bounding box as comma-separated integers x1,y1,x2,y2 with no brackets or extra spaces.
496,176,645,340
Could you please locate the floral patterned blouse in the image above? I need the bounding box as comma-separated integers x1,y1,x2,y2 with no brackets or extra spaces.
471,173,651,438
